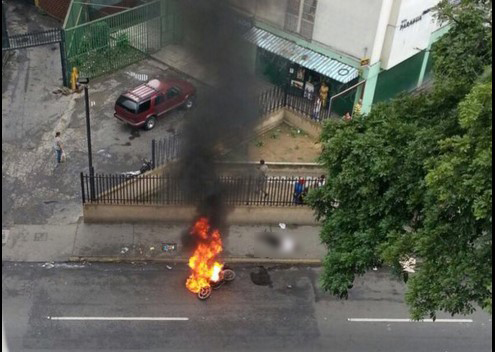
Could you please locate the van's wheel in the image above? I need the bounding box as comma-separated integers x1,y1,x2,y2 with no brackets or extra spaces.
184,97,194,110
144,116,156,130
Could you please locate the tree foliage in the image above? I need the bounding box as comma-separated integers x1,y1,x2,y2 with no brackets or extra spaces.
307,0,492,319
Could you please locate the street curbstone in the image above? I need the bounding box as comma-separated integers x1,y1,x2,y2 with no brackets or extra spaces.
68,256,322,266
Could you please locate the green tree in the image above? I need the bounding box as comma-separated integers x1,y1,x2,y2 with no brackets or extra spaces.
405,73,492,319
433,0,492,86
307,0,492,319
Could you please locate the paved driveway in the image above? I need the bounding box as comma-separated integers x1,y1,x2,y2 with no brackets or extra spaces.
2,0,204,227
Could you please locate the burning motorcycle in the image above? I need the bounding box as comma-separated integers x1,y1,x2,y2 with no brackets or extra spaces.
121,158,152,179
197,266,236,300
185,217,236,300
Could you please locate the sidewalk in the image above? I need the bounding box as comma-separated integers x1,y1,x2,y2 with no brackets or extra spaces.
2,222,326,264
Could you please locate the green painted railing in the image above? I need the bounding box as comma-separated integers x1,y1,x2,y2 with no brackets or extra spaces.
63,0,179,81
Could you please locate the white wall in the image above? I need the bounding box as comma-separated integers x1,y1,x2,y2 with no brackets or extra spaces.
312,0,386,62
381,0,442,69
229,0,444,69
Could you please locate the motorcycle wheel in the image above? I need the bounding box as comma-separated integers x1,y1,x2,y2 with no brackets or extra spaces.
198,286,212,300
222,269,236,282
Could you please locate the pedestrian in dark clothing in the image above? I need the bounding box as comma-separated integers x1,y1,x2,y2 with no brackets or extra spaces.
54,132,64,165
293,178,307,204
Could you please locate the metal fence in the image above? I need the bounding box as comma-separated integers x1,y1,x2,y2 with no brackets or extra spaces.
258,85,286,116
63,0,178,80
81,173,321,207
259,84,335,121
150,85,337,169
151,134,181,168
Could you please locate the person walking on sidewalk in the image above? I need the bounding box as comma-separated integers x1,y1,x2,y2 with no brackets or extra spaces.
54,132,64,165
256,160,269,199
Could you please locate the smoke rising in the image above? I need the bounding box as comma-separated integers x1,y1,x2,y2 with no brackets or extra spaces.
176,0,260,229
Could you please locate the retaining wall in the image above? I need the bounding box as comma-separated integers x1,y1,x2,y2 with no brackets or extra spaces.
84,204,319,225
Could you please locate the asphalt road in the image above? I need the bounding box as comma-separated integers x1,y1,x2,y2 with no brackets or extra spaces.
2,263,492,352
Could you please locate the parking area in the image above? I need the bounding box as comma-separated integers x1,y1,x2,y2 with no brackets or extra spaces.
2,32,205,226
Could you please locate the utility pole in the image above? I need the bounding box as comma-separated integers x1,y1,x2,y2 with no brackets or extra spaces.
78,78,96,201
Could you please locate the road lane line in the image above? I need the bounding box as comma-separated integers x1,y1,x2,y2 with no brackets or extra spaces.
47,317,189,321
348,318,473,323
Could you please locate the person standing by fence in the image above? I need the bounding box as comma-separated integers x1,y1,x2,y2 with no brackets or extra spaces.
313,97,322,121
293,178,308,205
256,160,269,199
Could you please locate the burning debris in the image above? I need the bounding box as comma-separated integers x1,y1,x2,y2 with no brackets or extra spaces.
185,217,235,300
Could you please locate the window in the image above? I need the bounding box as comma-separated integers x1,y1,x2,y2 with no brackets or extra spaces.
285,0,317,40
137,100,151,113
116,96,138,114
167,87,180,99
285,0,301,33
155,94,165,105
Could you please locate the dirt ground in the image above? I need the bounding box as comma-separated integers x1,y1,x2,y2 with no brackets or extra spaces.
225,123,322,163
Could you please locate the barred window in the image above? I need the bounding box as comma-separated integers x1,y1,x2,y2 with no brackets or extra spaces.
285,0,317,40
285,13,299,33
302,0,317,22
287,0,301,15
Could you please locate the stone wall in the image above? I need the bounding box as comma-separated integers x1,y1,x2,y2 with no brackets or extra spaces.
84,204,319,225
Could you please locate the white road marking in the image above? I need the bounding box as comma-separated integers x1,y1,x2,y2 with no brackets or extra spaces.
47,317,189,321
348,318,473,323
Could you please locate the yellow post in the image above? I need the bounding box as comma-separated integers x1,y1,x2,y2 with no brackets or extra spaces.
34,0,40,7
70,67,79,91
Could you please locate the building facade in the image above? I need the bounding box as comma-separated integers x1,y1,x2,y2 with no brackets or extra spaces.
231,0,450,115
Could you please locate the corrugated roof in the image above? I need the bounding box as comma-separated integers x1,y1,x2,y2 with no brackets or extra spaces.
244,27,359,84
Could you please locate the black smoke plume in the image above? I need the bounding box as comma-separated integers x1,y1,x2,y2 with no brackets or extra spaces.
175,0,260,229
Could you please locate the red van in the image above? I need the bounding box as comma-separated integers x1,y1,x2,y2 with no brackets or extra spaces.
114,78,196,130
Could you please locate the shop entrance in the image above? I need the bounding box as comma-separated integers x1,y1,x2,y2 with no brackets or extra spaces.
255,48,359,117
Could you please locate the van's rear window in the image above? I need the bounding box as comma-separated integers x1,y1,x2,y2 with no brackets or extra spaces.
116,96,138,114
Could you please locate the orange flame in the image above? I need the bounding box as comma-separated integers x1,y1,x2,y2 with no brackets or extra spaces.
186,217,224,293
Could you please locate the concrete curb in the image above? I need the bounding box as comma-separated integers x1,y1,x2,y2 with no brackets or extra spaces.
69,256,323,266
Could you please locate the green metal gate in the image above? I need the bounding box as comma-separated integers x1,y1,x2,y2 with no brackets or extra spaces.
63,0,179,81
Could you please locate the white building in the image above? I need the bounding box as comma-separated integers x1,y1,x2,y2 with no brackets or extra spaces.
231,0,450,115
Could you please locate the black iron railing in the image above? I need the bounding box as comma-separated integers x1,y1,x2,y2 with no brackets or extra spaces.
2,28,62,51
150,85,334,169
81,173,322,207
151,134,181,169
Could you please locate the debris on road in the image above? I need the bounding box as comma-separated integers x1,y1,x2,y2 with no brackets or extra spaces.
121,247,129,254
42,262,55,269
166,265,173,270
279,223,286,230
162,243,177,252
96,149,112,159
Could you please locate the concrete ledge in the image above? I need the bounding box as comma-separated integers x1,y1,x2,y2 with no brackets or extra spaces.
69,256,323,266
83,204,319,225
